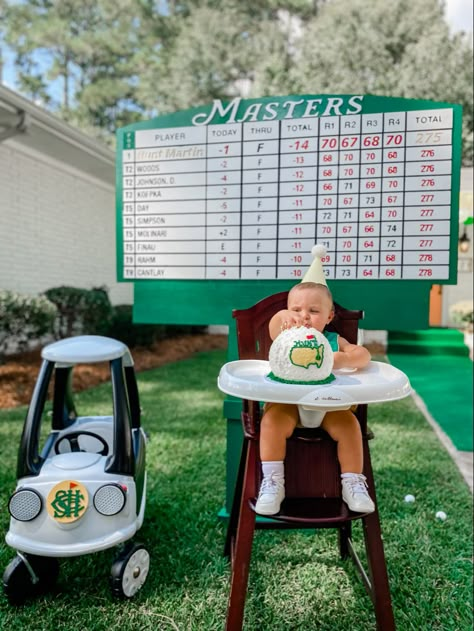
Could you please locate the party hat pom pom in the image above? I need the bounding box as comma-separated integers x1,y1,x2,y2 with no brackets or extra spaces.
311,244,327,258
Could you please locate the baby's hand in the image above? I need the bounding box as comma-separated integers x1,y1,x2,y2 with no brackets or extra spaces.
276,310,309,331
269,309,311,340
332,351,348,370
333,344,371,370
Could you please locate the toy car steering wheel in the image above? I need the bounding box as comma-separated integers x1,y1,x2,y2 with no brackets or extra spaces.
54,431,109,456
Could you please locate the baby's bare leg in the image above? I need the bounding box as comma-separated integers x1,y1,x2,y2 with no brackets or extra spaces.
259,402,299,461
321,409,363,474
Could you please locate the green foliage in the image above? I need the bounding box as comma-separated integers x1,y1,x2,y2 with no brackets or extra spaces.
2,0,472,162
0,284,208,356
44,285,113,338
106,304,165,347
449,300,473,327
289,0,473,163
0,290,57,358
3,0,153,136
106,304,206,347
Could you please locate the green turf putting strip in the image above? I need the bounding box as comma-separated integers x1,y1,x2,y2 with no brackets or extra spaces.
388,352,473,452
388,329,470,356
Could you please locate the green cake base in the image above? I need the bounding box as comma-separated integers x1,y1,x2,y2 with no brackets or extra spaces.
266,372,336,386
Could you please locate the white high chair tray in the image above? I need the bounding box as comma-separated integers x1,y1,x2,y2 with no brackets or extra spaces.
218,360,412,410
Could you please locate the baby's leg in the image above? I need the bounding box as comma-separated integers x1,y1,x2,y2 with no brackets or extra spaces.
321,409,362,473
255,403,298,516
260,402,299,461
321,410,374,513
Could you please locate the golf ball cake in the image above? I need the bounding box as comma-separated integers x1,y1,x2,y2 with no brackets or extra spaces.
268,327,335,385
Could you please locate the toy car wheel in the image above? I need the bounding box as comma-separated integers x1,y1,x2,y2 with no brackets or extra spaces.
3,554,60,605
110,543,150,599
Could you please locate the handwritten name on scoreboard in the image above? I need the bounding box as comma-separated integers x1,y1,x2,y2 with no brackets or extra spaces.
118,96,460,281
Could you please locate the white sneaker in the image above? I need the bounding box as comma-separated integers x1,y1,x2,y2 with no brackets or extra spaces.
255,474,285,515
341,473,375,514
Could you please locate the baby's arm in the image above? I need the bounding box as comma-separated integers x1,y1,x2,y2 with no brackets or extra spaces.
269,309,307,340
333,336,371,370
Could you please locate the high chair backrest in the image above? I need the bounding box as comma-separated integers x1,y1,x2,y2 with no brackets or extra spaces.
232,290,363,360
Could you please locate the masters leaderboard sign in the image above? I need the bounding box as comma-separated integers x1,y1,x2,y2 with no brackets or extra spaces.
116,95,462,283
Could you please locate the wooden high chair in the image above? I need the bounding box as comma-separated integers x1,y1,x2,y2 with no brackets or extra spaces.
224,291,395,631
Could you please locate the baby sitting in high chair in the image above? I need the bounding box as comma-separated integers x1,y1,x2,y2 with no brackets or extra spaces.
256,245,375,516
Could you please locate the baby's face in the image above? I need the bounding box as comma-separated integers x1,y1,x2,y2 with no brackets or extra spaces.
287,287,334,332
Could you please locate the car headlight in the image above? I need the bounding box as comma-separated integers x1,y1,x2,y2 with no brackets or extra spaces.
93,484,126,516
8,488,42,521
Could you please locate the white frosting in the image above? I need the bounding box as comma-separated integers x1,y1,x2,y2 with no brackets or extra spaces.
268,327,334,384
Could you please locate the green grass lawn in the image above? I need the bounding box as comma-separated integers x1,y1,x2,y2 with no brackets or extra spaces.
0,349,472,630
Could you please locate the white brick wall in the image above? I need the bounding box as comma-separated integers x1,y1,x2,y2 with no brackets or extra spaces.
0,140,132,305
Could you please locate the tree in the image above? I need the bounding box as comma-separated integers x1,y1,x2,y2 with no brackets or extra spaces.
289,0,473,163
3,0,159,138
396,25,473,165
135,0,322,115
2,0,472,163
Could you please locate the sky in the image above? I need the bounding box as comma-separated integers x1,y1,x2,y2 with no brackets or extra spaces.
444,0,474,34
0,0,473,91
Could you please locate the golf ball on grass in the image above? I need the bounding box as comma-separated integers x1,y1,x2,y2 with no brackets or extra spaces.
435,511,447,521
404,494,415,503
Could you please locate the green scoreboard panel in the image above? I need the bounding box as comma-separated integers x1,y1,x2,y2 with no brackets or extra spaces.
117,95,463,515
116,94,462,330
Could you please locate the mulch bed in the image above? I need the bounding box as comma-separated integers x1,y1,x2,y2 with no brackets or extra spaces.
0,334,228,409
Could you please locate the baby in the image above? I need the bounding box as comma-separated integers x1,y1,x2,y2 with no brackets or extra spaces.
256,281,375,516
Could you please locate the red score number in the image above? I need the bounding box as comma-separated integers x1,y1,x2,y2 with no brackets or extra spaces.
386,134,403,145
320,137,338,150
341,136,358,148
363,135,380,147
293,140,309,150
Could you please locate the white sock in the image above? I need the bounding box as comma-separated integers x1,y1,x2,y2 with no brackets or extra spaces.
341,472,364,479
261,460,284,480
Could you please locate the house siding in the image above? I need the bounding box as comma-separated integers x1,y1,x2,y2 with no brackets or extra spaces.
0,140,132,305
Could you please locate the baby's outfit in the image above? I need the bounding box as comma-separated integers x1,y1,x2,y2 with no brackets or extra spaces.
297,330,339,428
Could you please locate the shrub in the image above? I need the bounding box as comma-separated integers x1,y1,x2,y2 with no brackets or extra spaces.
107,305,166,347
44,285,113,338
449,300,473,329
106,304,207,348
0,290,57,358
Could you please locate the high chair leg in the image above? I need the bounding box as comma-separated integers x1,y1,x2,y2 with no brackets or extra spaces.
226,442,258,631
339,521,352,559
362,444,396,631
362,511,396,631
224,439,249,559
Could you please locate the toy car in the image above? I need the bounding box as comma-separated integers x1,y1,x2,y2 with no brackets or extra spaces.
3,335,149,605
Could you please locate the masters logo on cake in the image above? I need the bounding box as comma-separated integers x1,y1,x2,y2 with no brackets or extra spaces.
268,327,335,385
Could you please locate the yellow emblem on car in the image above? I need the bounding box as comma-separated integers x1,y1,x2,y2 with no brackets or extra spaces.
47,480,88,523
